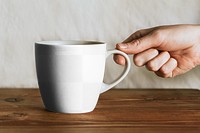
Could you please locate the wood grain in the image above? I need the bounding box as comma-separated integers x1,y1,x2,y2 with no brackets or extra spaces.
0,88,200,133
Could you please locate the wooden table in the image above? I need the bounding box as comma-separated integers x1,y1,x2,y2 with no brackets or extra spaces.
0,88,200,133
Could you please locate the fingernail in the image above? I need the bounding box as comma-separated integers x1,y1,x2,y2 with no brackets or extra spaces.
118,43,128,49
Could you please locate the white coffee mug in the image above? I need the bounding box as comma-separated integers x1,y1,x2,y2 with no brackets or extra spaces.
35,40,131,113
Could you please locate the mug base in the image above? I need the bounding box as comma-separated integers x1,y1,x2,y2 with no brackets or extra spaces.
44,107,95,114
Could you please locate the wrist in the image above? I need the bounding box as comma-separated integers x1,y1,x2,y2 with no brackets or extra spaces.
191,25,200,64
197,25,200,65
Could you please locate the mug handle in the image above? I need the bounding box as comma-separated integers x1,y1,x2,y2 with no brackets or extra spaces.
100,50,131,93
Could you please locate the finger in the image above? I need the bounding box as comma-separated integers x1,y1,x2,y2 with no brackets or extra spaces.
113,54,126,65
146,51,170,71
123,28,156,43
133,49,159,66
116,32,161,54
172,65,185,77
155,58,177,78
155,71,172,78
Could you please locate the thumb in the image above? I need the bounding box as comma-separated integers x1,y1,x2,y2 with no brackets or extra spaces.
116,33,160,54
123,27,156,43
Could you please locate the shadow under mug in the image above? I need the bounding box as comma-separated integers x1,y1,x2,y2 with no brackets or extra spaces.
35,40,131,113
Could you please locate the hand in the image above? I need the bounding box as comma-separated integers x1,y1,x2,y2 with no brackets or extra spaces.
114,24,200,78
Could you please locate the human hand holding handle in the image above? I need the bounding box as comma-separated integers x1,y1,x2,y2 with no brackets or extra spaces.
114,24,200,78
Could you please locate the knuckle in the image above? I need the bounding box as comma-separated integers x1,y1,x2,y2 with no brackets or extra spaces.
151,49,159,56
152,30,164,42
171,58,178,65
132,39,140,47
155,72,169,78
162,74,169,78
163,51,170,57
160,66,169,75
146,61,158,71
134,55,143,66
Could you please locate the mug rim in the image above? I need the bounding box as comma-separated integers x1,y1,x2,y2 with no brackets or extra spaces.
35,40,106,46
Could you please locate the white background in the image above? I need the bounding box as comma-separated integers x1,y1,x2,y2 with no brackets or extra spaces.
0,0,200,89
